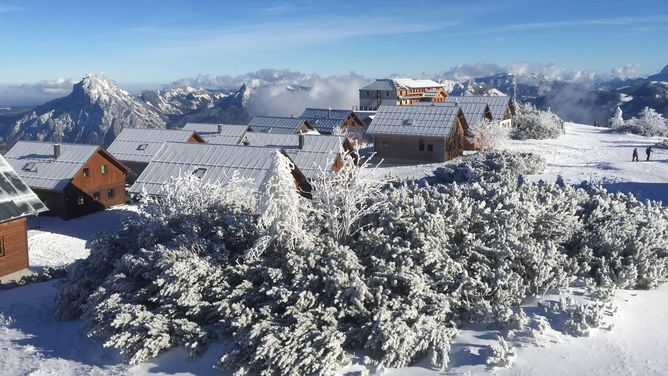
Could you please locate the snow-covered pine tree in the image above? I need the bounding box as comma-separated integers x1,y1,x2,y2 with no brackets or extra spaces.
609,106,624,129
247,151,311,259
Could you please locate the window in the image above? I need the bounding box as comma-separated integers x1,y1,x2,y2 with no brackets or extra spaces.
101,164,108,174
107,189,114,198
82,168,90,178
385,91,390,97
418,140,425,151
0,237,4,257
22,162,37,172
427,144,434,152
77,195,84,206
136,143,148,151
93,192,100,201
193,167,207,178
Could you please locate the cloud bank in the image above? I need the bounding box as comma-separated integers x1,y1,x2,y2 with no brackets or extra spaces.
0,78,77,106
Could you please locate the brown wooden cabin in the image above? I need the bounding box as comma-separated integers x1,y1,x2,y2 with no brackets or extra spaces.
5,142,129,220
106,128,206,183
367,105,466,163
0,154,47,278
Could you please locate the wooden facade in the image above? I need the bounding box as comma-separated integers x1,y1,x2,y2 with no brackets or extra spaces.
373,118,465,162
0,217,29,278
38,149,128,219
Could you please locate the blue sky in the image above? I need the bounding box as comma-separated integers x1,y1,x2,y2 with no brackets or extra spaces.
0,0,667,84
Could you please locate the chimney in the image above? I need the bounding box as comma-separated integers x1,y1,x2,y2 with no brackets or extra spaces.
328,106,332,118
217,123,223,134
53,144,61,159
298,133,305,149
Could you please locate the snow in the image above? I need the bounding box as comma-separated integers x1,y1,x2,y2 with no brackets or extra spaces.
27,205,140,270
1,123,668,375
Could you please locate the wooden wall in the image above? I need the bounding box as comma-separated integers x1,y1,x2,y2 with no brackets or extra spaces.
0,217,29,277
373,135,448,162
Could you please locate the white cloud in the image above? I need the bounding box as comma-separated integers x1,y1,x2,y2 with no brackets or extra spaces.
611,64,640,79
0,78,77,106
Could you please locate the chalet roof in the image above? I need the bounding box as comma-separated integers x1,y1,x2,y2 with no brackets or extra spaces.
248,116,317,134
107,128,201,164
5,141,100,191
299,108,359,134
129,142,284,196
182,123,251,144
367,105,464,138
0,154,47,223
416,102,491,128
360,78,444,92
445,96,513,121
242,133,347,180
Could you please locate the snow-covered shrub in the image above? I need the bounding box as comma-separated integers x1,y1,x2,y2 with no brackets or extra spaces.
468,119,508,151
541,297,607,337
56,155,668,374
429,150,545,185
0,266,66,291
511,103,563,140
485,335,514,368
609,106,624,129
613,107,668,137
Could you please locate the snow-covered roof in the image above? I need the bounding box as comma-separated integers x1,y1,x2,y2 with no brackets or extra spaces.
182,123,251,144
129,142,290,196
416,102,491,128
445,96,513,121
299,108,360,134
392,78,444,89
106,128,202,164
248,116,316,134
5,141,102,191
367,105,465,138
360,78,445,92
0,153,47,223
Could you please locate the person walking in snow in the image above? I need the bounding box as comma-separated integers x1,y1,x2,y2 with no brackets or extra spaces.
632,148,639,161
646,146,653,161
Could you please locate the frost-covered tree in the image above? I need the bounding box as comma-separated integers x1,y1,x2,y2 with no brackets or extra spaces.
613,106,668,137
511,103,563,140
609,106,624,129
468,119,508,151
247,151,311,259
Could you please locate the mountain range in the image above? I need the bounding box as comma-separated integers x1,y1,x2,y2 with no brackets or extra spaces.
0,66,666,145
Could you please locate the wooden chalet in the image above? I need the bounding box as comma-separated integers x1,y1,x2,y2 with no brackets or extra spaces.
5,142,129,219
0,154,47,278
248,116,317,134
358,78,448,111
417,102,493,150
367,105,467,162
241,133,358,180
106,128,205,182
298,108,366,144
444,96,515,127
129,142,311,197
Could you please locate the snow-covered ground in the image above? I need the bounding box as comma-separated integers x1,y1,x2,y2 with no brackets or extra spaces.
1,123,668,375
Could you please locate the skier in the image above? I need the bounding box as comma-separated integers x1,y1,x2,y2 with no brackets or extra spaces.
646,146,653,161
632,148,639,161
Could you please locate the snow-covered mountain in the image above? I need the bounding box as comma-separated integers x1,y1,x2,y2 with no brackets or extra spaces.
0,74,166,145
140,86,233,117
164,84,252,127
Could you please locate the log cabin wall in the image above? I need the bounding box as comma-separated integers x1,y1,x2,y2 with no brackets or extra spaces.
0,217,29,277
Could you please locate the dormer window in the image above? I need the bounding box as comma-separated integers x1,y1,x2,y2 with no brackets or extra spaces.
136,143,148,151
402,119,413,126
22,162,37,172
192,167,207,178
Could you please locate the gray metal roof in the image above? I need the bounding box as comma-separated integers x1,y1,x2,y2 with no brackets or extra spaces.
445,96,512,121
360,79,396,92
416,102,490,128
248,116,315,134
129,142,284,196
367,105,463,138
5,141,102,192
360,78,444,92
0,153,47,223
299,108,355,134
182,123,250,145
242,133,346,180
106,128,199,164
